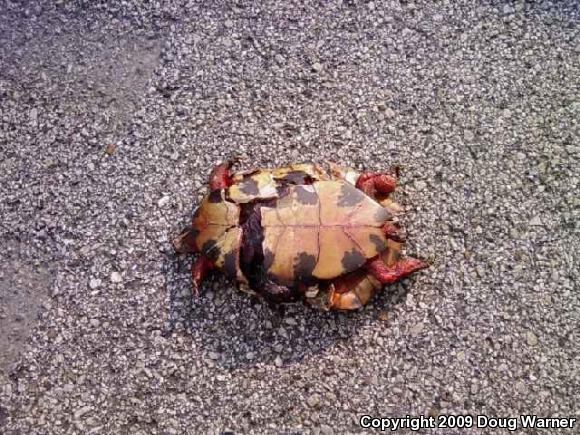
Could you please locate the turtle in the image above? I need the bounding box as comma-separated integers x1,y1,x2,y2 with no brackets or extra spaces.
173,160,427,310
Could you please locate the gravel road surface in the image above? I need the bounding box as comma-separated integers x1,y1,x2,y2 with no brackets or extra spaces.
1,1,578,433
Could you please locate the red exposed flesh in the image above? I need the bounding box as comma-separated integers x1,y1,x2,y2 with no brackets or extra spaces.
209,160,236,190
192,256,214,296
356,172,397,197
365,256,427,284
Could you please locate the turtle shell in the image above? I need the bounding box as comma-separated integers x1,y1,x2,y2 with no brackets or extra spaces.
227,170,278,203
227,163,329,203
261,180,391,285
190,164,333,286
191,189,246,282
328,239,403,310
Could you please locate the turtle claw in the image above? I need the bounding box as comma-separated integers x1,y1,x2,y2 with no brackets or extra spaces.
229,155,246,164
424,254,436,266
191,256,214,296
391,164,402,178
383,222,405,242
222,156,241,168
191,281,200,298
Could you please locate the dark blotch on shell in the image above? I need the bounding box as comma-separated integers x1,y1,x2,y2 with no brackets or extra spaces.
223,250,238,278
275,185,290,198
341,248,366,272
208,189,223,203
294,185,318,205
191,227,200,239
202,239,221,261
374,207,391,223
239,177,260,195
337,183,365,207
263,248,275,270
293,252,317,280
281,171,312,185
369,234,387,252
186,227,200,245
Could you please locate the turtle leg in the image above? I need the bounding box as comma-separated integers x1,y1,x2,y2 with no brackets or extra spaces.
208,159,238,190
382,221,405,242
356,170,398,197
365,256,427,284
173,226,198,254
261,277,300,304
191,255,215,296
327,271,378,310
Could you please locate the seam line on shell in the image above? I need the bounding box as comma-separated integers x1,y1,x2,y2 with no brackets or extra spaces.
274,200,286,227
343,226,366,259
260,224,380,228
345,195,366,221
263,200,286,277
314,182,322,273
203,224,237,257
270,226,286,277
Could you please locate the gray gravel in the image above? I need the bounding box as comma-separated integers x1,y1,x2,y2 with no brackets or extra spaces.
1,1,579,433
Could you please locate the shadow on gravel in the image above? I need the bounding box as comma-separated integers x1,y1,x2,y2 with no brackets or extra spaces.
0,239,51,377
163,251,412,370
